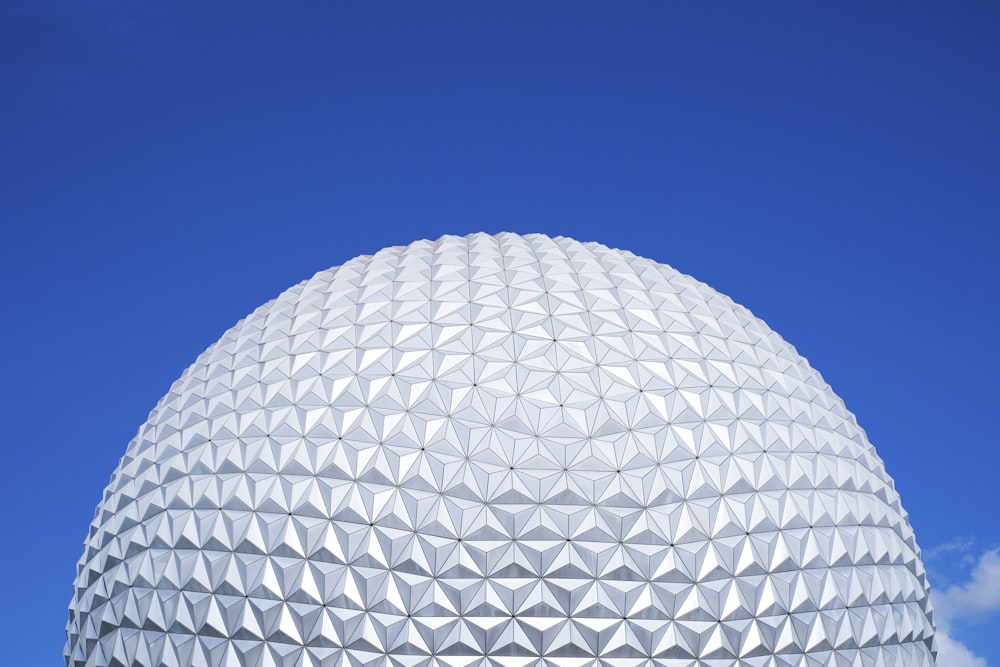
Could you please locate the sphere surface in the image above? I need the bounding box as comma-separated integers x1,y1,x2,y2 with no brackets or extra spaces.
67,233,935,666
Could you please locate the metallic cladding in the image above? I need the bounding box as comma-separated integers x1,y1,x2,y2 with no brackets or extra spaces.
66,233,935,666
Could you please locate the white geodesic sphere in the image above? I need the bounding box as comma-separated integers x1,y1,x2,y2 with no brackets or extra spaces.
67,233,935,667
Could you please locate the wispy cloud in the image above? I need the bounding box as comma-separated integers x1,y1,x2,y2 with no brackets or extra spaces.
932,548,1000,667
925,536,978,560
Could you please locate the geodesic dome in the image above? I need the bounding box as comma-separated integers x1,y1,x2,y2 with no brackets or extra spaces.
66,233,935,666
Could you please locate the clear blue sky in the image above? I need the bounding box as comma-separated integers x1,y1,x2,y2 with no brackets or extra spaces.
2,2,998,665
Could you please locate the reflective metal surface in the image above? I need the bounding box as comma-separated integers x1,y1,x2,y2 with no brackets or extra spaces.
66,233,935,666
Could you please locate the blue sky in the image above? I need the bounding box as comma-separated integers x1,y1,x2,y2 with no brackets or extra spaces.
1,2,998,665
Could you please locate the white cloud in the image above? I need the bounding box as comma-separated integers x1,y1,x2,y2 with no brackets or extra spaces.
936,631,988,667
930,548,1000,667
934,549,1000,630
